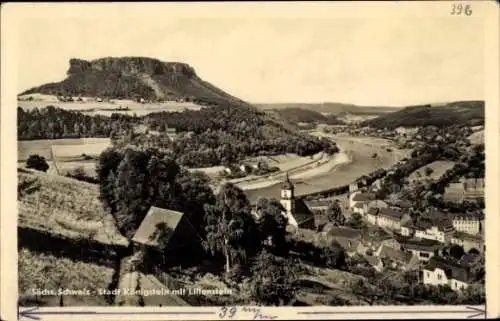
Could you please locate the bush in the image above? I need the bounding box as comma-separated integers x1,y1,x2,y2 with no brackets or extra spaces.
26,154,49,172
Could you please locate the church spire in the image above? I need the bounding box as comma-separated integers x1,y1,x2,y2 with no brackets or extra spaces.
282,172,294,190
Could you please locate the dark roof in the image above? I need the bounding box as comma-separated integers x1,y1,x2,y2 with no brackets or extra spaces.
378,245,414,264
352,192,376,202
306,200,332,208
335,237,360,253
324,226,362,239
368,207,379,216
452,212,484,221
403,238,443,252
453,231,484,242
415,216,453,231
372,208,406,220
395,200,413,209
459,253,481,267
132,207,184,250
364,255,383,267
424,257,471,283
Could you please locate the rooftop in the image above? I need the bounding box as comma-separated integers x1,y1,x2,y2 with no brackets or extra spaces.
323,225,362,239
352,192,376,202
424,257,471,283
132,207,184,250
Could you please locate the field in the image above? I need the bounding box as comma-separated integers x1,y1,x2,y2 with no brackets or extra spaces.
408,160,456,183
18,248,115,306
18,97,203,117
18,169,128,246
18,138,111,161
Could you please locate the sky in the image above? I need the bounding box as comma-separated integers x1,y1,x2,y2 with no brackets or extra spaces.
14,4,485,106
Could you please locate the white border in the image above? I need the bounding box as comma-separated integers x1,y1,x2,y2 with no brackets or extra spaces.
2,2,499,320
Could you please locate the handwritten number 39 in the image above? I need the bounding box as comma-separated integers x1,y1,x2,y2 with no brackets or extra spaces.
219,306,237,319
451,4,473,16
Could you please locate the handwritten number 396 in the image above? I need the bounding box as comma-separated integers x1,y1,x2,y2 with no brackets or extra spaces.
451,4,472,16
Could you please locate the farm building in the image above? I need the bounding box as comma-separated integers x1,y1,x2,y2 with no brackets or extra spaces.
280,174,315,230
132,207,202,272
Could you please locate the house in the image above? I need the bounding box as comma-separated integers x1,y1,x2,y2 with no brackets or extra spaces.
375,245,419,271
414,217,455,244
444,178,485,204
463,178,485,202
450,231,484,253
322,225,364,257
452,213,483,235
349,191,376,213
349,182,359,193
132,207,201,271
443,183,466,203
366,207,411,231
402,238,443,262
400,221,414,237
239,164,252,174
422,257,472,291
364,255,384,272
370,179,383,192
305,200,332,212
280,174,315,230
223,167,233,175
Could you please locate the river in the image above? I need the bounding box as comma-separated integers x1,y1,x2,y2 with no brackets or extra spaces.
243,134,411,204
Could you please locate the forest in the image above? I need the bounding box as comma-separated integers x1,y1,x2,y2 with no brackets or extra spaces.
18,105,339,168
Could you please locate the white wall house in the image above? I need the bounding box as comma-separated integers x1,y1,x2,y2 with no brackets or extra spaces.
423,258,470,291
452,215,482,235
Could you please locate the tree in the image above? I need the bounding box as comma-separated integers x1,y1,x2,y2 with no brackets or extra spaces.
249,250,299,306
325,201,345,226
255,198,288,255
347,213,365,229
425,167,434,177
26,154,49,172
204,183,260,273
449,244,465,260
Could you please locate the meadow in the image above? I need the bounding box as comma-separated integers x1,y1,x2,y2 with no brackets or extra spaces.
18,248,115,306
18,97,203,117
18,169,128,246
18,138,111,161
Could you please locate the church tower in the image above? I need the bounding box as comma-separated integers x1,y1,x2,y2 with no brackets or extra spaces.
280,172,295,216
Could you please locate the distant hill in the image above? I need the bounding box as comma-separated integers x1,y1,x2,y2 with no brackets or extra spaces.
267,108,345,125
361,101,485,129
256,103,402,115
21,57,248,106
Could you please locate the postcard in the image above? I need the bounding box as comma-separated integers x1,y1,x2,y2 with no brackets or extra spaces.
1,1,499,320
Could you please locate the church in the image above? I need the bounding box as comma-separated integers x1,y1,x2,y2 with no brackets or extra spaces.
279,173,316,230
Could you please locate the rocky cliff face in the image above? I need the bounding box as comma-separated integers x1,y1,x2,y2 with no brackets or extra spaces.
22,57,245,105
67,57,197,78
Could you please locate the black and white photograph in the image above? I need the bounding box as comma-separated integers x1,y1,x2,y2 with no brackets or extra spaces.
1,2,499,320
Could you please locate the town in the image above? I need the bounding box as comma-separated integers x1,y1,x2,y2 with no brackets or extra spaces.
17,62,485,307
